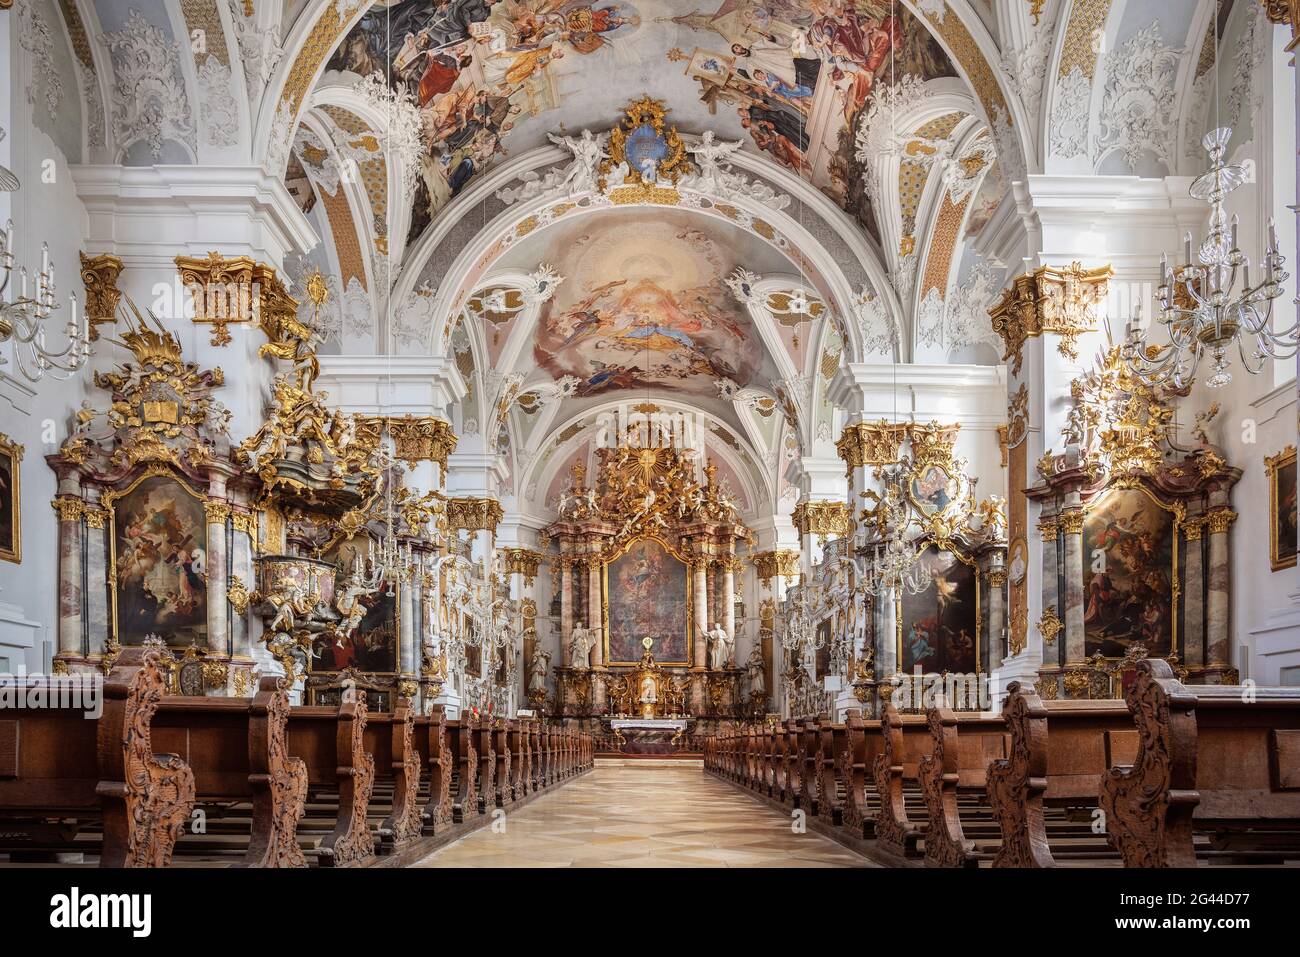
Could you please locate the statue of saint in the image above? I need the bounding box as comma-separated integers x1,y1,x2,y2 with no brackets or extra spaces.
528,647,551,694
707,623,734,670
569,625,593,669
745,644,766,697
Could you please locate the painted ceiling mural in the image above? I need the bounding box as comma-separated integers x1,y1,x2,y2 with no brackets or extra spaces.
323,0,959,244
520,208,785,397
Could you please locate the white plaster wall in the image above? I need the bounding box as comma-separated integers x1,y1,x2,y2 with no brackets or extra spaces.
0,15,92,672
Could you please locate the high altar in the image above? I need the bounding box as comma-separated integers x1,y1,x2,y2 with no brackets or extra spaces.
541,440,752,726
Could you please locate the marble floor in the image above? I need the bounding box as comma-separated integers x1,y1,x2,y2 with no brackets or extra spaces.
412,763,874,868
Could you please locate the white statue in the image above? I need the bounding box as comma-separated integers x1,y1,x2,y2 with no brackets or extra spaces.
688,131,744,193
569,625,594,670
639,675,657,705
745,644,766,697
548,129,607,198
684,130,791,210
707,623,734,670
527,647,551,694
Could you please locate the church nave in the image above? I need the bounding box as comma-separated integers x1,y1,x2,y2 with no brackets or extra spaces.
414,763,870,869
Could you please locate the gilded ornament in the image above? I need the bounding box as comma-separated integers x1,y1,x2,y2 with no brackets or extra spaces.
1205,509,1237,534
1037,605,1062,645
835,419,908,471
989,262,1113,375
175,251,297,347
79,252,124,341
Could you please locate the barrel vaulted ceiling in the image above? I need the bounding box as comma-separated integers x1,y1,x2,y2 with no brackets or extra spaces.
12,0,1278,515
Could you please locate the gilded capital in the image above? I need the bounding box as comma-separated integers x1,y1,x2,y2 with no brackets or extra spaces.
503,546,543,584
791,499,852,538
835,419,908,472
446,496,504,533
1058,510,1085,535
79,252,124,341
988,262,1113,375
1205,508,1238,534
751,549,800,582
175,251,296,348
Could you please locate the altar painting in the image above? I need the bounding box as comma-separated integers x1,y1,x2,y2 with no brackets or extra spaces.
310,586,399,675
109,473,207,646
898,545,978,674
1082,488,1177,659
605,537,690,665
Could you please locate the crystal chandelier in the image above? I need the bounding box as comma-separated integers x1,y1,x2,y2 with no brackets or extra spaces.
1123,128,1294,389
1,227,91,382
859,480,928,596
780,589,825,654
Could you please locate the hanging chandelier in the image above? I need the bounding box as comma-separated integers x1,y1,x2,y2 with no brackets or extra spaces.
859,479,929,596
780,589,826,654
1123,127,1294,389
0,228,91,383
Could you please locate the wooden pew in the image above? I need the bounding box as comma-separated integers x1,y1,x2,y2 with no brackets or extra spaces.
986,681,1134,867
414,707,454,835
152,675,307,867
511,719,529,799
493,720,514,808
835,709,882,840
817,720,845,826
1101,659,1300,867
872,698,931,858
286,694,375,867
363,699,422,855
918,704,1007,868
782,720,802,808
0,647,195,867
476,717,497,812
450,716,478,823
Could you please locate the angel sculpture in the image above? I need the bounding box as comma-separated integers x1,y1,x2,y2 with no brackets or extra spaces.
547,129,608,198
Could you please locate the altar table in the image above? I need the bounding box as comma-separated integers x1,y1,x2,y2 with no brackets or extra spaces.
608,718,689,754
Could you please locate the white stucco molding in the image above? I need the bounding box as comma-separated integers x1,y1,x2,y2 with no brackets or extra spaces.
70,164,318,269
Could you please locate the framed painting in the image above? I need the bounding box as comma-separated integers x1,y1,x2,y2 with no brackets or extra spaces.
686,48,734,85
0,433,21,564
106,470,208,647
310,686,392,712
464,612,482,678
907,463,962,518
603,536,691,666
309,584,398,675
897,544,980,674
1267,445,1297,572
1082,486,1180,659
815,618,832,678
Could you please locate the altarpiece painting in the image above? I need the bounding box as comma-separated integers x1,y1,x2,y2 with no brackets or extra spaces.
898,544,980,674
605,537,690,665
1082,487,1178,659
108,472,208,647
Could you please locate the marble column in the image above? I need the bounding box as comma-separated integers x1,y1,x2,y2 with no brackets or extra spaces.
1182,517,1206,670
1037,513,1061,677
587,556,603,667
692,559,709,667
1059,509,1086,670
1205,508,1236,668
984,568,1007,673
721,558,736,643
560,556,573,668
53,498,84,660
204,493,230,658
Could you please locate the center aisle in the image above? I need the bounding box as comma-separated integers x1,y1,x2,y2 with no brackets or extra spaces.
413,762,874,868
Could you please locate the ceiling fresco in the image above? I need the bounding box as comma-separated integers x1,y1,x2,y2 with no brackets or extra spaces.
507,207,787,398
322,0,959,244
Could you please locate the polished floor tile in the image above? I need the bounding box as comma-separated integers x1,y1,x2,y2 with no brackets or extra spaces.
413,766,874,868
